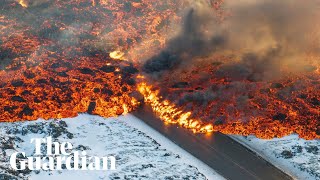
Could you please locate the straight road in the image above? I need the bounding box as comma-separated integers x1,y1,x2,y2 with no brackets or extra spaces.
133,105,293,180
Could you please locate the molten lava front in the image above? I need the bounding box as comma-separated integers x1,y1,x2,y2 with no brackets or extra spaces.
147,61,320,139
0,41,139,121
0,0,319,139
138,82,214,133
0,0,188,121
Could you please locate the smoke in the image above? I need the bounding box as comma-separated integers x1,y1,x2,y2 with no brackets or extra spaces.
141,0,320,127
143,5,227,73
143,0,320,80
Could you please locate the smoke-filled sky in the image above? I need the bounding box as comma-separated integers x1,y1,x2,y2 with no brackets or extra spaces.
143,0,320,81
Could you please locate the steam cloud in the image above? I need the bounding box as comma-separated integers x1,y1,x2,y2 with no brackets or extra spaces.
143,0,320,81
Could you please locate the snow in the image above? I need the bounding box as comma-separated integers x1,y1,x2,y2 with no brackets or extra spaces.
0,114,224,180
119,114,222,180
2,113,319,179
231,134,320,180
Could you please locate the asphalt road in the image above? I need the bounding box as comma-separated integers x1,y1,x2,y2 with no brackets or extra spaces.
133,106,293,180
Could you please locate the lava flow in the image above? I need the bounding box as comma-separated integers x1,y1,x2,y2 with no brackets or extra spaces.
0,0,183,121
138,82,214,133
140,0,320,139
0,0,319,139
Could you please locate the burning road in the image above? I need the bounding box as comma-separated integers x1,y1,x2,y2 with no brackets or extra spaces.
0,0,319,144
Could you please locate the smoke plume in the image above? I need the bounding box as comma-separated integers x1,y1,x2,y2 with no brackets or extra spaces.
143,0,320,80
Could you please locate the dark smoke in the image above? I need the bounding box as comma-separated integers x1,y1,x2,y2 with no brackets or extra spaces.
143,8,227,73
141,0,320,124
143,0,320,79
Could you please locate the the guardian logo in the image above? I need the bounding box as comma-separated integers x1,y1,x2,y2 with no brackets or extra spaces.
10,137,116,171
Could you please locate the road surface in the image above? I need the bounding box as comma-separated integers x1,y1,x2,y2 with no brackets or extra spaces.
133,105,293,180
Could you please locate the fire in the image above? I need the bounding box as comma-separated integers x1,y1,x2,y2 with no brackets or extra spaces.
18,0,28,8
150,58,320,139
109,51,125,61
138,82,214,133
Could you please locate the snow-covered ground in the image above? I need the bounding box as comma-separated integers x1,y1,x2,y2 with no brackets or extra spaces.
3,113,319,180
0,114,224,180
231,135,320,180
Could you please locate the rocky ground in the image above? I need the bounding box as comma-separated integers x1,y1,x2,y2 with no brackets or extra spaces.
0,114,223,180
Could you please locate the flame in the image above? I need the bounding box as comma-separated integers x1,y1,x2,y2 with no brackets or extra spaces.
109,50,126,61
18,0,28,8
138,82,214,133
153,57,320,139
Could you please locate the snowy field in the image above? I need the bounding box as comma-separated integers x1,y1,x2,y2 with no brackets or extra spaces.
232,135,320,180
2,113,319,180
0,114,223,180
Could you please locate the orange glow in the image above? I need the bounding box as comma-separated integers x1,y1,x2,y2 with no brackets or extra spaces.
0,0,319,140
153,58,320,139
18,0,28,8
138,83,214,133
109,51,125,61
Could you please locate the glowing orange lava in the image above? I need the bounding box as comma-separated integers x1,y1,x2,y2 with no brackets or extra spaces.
138,82,214,133
0,0,319,140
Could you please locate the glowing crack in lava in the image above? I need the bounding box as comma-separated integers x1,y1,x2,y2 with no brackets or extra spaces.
0,0,319,139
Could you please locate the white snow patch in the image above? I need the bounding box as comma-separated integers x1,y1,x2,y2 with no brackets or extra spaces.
119,114,223,180
231,134,320,180
0,114,224,180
